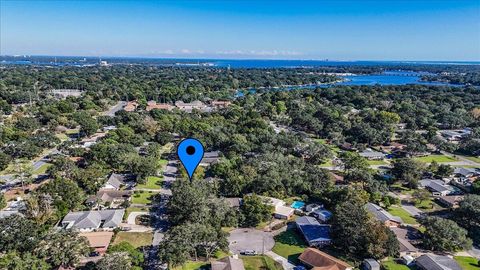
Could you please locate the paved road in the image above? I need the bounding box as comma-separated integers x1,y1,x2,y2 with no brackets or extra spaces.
103,101,126,117
228,228,275,254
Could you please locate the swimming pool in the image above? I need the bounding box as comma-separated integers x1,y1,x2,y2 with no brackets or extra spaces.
291,201,305,209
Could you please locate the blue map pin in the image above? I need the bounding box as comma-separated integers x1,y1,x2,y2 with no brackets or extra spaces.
177,138,204,180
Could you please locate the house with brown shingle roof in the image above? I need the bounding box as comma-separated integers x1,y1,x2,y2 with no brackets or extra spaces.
299,248,352,270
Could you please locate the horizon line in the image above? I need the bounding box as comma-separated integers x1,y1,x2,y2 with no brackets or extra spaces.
1,54,480,63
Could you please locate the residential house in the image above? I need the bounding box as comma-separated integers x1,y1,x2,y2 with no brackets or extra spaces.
440,129,471,142
378,142,406,153
359,149,386,160
305,203,323,213
453,167,479,179
102,173,133,190
175,100,212,113
124,101,139,112
86,190,133,208
211,255,245,270
200,151,221,166
420,179,456,196
389,227,419,257
210,100,232,109
298,248,352,270
60,209,125,232
264,197,294,219
80,132,107,148
79,231,114,255
311,209,332,223
436,195,464,208
365,203,403,227
146,101,175,111
363,259,380,270
296,216,332,247
224,197,242,208
415,254,462,270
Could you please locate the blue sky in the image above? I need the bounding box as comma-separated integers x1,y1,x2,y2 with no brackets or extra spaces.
1,0,479,60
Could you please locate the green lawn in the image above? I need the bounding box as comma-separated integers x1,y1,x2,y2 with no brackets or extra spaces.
387,206,418,225
172,261,210,270
464,156,480,163
55,133,69,141
382,258,412,270
242,256,283,270
113,232,152,248
136,176,163,190
131,191,157,205
415,199,434,210
272,229,307,264
320,160,334,167
124,206,149,220
367,160,388,165
415,155,458,163
65,128,80,135
159,159,168,166
33,163,52,175
454,256,480,270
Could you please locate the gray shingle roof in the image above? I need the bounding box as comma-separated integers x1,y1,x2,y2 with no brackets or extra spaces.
106,173,126,189
62,209,124,230
365,203,403,223
416,254,462,270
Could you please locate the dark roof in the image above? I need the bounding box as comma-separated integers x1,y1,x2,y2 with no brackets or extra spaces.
296,216,331,244
416,254,462,270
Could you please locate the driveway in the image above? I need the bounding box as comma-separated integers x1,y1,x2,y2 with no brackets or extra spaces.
401,203,424,217
266,251,295,270
103,101,126,117
127,211,150,225
228,228,275,254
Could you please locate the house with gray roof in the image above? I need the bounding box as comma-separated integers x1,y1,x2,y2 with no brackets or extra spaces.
365,203,403,227
212,255,245,270
60,209,124,232
420,179,456,196
295,216,332,247
416,254,462,270
102,173,134,190
359,149,386,160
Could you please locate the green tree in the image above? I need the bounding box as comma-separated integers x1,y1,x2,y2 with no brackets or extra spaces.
108,242,144,267
0,152,12,171
0,251,49,270
97,252,133,270
421,216,472,252
391,158,425,189
0,192,6,209
35,230,89,268
0,215,42,253
240,194,273,227
455,195,480,243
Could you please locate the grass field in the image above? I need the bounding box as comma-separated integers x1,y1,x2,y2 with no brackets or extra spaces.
415,154,458,163
55,133,69,141
454,256,480,270
320,160,334,167
33,163,52,175
113,232,152,248
132,191,157,205
272,229,307,264
136,176,163,190
242,256,283,270
367,160,388,165
464,156,480,163
382,258,412,270
387,205,418,225
172,261,210,270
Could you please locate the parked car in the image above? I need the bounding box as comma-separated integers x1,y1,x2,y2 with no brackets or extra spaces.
89,251,100,257
240,250,257,256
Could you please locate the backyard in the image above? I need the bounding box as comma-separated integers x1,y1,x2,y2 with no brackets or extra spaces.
454,256,480,270
382,258,412,270
387,205,418,225
136,176,163,190
414,154,458,163
172,261,210,270
113,232,153,248
241,256,283,270
272,228,307,264
132,191,158,205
